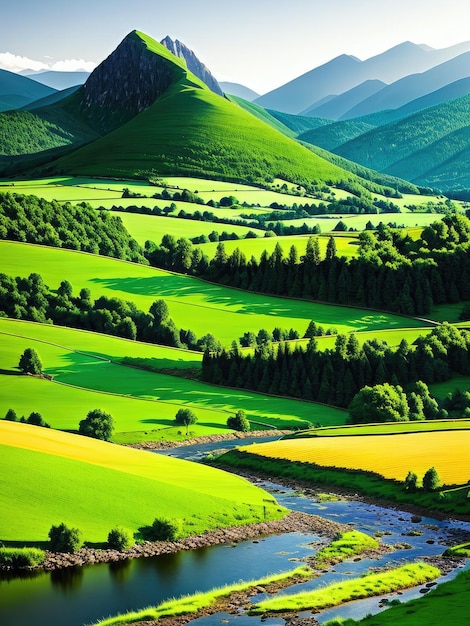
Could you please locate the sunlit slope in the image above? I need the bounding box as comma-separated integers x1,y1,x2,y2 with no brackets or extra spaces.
0,421,284,542
0,242,429,343
49,33,367,188
240,431,470,486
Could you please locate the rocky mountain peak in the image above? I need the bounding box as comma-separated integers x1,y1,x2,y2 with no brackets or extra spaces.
160,35,224,96
80,31,179,133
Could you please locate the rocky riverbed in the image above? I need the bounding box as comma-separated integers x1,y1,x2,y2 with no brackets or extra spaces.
42,510,348,572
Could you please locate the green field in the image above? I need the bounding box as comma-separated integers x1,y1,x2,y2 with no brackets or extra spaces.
200,233,360,260
284,419,470,439
329,569,470,626
0,242,429,345
2,176,309,210
0,421,285,542
275,212,445,233
118,212,263,245
0,319,347,438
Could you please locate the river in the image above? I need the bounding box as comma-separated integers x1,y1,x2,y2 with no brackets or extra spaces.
1,442,469,626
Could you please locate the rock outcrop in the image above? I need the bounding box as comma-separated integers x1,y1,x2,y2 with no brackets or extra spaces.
80,31,179,133
161,35,224,96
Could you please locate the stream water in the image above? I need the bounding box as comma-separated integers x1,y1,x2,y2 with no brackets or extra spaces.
1,444,469,626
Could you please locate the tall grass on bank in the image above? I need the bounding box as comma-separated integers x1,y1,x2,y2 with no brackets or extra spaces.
0,547,45,568
250,563,440,614
95,566,312,625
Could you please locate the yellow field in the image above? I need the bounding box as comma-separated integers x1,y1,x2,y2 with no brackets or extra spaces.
240,431,470,486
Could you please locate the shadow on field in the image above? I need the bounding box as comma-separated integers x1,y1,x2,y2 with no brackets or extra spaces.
89,275,405,329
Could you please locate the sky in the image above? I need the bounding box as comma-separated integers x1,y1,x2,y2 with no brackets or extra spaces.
2,0,469,94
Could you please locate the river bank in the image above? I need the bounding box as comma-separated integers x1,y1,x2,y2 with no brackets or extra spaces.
126,430,291,450
40,510,347,572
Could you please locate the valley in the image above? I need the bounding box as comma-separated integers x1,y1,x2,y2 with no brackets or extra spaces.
1,22,470,626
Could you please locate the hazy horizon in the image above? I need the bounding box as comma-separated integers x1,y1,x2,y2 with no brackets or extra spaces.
2,0,469,93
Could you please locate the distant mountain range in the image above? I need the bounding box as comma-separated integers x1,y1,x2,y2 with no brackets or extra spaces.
0,69,56,111
2,33,470,192
2,30,393,195
255,40,470,115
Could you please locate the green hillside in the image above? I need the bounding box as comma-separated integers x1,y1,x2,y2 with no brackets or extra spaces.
0,421,285,542
299,119,375,151
332,93,470,189
44,32,380,191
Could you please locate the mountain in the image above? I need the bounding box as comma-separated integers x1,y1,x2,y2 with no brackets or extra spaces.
332,93,470,191
255,40,470,115
39,30,379,191
303,79,386,119
343,51,470,119
22,85,81,111
27,70,90,90
160,35,223,96
220,82,259,101
254,54,363,115
0,68,56,111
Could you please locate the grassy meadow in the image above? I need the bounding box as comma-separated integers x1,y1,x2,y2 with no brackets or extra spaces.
239,430,470,486
0,421,286,543
284,419,470,438
0,319,347,438
328,569,470,626
0,241,429,344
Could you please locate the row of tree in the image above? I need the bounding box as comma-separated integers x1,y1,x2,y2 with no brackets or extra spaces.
0,192,146,262
0,272,220,351
142,215,470,316
202,324,470,410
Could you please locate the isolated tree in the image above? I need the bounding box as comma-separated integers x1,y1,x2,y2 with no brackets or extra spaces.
174,408,198,435
18,347,42,375
349,383,410,424
48,523,82,553
4,408,18,421
404,470,419,493
79,409,114,441
227,409,250,432
422,466,441,492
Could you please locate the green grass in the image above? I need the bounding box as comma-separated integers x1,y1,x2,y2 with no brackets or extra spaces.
47,32,379,193
250,563,440,613
118,212,263,244
444,541,470,557
275,212,445,233
325,568,470,626
0,421,287,543
0,242,429,345
313,531,379,568
201,233,361,260
0,319,347,438
283,419,470,439
95,566,312,626
429,376,470,400
0,546,46,567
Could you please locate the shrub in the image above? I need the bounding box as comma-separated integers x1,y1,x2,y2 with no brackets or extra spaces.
48,523,82,553
0,547,45,568
422,466,441,492
79,408,114,441
107,527,134,551
227,409,250,432
149,518,182,541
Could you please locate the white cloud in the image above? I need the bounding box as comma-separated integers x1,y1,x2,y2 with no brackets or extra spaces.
0,52,48,72
0,52,97,73
50,59,97,72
